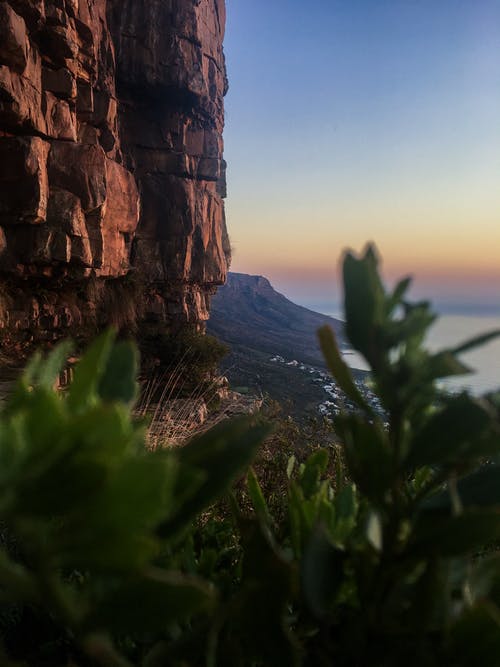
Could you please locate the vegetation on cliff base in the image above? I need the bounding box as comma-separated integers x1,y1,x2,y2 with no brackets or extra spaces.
1,245,500,666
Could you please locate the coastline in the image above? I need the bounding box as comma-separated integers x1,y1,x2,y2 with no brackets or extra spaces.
311,307,500,396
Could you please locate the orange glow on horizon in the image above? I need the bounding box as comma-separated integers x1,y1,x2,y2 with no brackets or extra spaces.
231,242,500,284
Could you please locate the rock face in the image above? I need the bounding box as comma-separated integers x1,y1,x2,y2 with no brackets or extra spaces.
0,0,229,354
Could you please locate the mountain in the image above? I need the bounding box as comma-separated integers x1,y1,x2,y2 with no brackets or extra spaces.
207,273,352,417
208,273,345,368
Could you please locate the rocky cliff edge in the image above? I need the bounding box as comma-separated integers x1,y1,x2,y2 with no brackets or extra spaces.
0,0,230,357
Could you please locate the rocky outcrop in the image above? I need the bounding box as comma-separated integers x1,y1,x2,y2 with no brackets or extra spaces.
0,0,229,355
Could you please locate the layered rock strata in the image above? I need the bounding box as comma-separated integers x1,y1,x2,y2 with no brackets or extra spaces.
0,0,229,354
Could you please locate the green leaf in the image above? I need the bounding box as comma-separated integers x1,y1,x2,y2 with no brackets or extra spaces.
386,276,412,315
17,388,67,454
335,415,392,505
451,329,500,356
411,511,500,556
13,453,110,518
247,467,273,526
384,303,436,349
366,511,383,552
407,394,494,468
331,484,358,544
233,519,297,666
449,602,500,666
334,484,357,522
469,555,500,604
5,352,46,412
288,482,305,557
343,244,385,358
302,525,345,617
89,568,215,632
58,529,158,573
318,325,374,416
67,330,115,411
157,417,269,537
424,465,500,513
0,550,38,604
20,351,43,388
35,340,73,389
300,448,329,498
98,340,138,406
65,403,139,460
424,350,471,381
407,558,450,635
84,453,177,530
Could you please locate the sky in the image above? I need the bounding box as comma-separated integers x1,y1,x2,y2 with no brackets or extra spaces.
223,0,500,313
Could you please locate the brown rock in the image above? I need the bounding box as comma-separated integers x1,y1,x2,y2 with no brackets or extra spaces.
47,189,92,266
0,136,49,225
48,142,107,211
0,225,6,256
2,223,70,265
76,77,93,115
43,91,77,140
84,159,139,276
37,22,79,65
88,91,118,152
217,159,227,198
104,159,140,235
0,48,44,133
0,0,230,350
42,66,77,99
77,122,100,145
197,157,220,181
7,0,45,31
0,2,28,73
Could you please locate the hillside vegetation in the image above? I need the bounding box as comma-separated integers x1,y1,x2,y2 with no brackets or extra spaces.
1,246,500,666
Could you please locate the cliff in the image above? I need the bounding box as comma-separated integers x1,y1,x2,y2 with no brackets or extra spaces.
0,0,230,357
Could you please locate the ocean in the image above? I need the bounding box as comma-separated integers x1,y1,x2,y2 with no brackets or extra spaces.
319,309,500,395
427,315,500,395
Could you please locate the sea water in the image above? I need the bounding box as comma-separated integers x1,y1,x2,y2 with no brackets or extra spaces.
427,315,500,395
320,309,500,395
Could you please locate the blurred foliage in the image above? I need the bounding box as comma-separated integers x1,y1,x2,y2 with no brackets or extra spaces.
2,244,500,666
0,330,266,666
236,245,500,666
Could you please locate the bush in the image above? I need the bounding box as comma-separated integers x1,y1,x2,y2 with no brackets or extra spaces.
1,245,500,666
0,331,266,666
235,245,500,666
142,330,229,397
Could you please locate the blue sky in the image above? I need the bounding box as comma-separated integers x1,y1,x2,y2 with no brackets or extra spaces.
223,0,500,312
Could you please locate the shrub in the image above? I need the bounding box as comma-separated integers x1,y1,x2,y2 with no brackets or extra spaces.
0,330,266,666
2,245,500,666
141,330,229,397
235,245,500,666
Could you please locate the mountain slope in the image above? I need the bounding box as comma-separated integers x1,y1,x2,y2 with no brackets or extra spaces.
208,272,344,367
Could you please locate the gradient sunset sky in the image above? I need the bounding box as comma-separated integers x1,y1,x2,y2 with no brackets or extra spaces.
223,0,500,313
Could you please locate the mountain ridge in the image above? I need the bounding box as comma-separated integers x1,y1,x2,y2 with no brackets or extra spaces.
208,272,345,368
206,272,355,417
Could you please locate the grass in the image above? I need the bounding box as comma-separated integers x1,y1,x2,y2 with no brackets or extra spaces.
137,353,261,449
